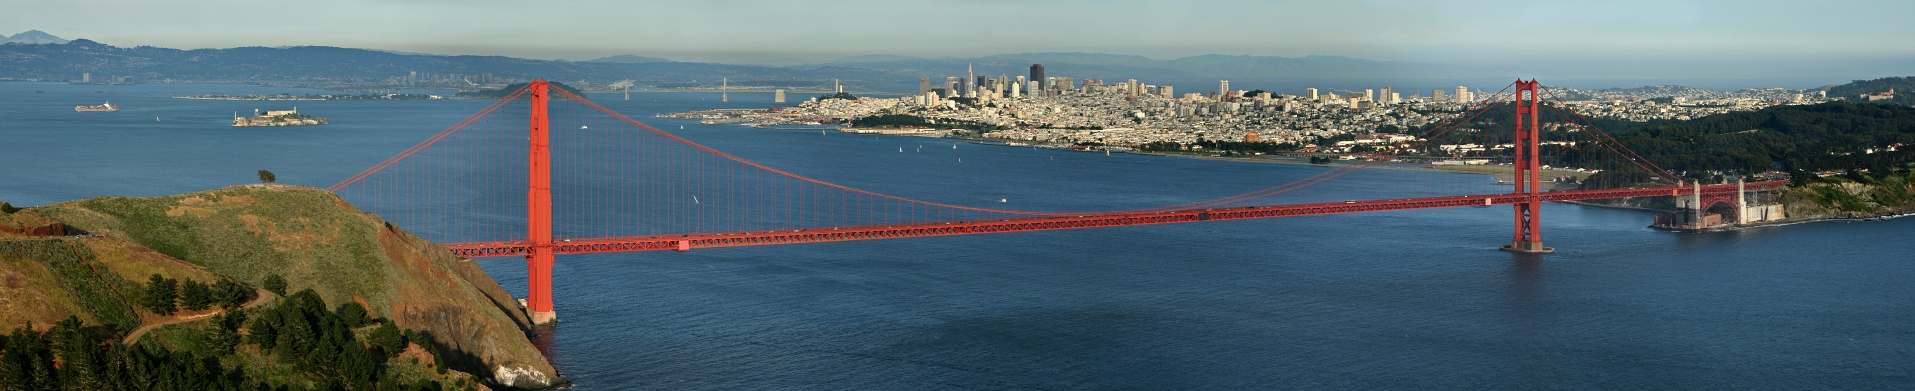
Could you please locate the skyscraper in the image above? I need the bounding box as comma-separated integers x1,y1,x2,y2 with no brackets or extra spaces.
1456,86,1470,103
967,63,976,94
1379,87,1392,104
1219,80,1230,100
1029,64,1045,95
919,77,930,94
1306,88,1318,100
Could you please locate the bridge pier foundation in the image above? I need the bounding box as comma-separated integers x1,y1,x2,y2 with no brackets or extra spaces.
1502,241,1555,253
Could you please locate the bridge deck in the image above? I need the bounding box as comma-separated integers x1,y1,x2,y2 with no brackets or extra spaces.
442,181,1782,257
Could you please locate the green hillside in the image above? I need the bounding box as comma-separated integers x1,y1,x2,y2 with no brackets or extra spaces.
2,185,564,389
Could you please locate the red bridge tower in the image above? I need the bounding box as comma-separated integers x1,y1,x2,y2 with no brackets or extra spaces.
1503,80,1555,253
527,80,558,324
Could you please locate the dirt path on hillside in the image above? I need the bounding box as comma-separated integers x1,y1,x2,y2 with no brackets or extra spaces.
122,290,271,345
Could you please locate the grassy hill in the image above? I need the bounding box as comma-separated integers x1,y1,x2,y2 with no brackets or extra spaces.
2,185,563,389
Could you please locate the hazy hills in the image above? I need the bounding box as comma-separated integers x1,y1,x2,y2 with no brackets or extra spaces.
0,39,884,85
0,35,1487,87
1,30,69,44
799,52,1485,81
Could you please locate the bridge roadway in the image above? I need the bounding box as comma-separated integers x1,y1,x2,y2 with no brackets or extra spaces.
442,181,1783,257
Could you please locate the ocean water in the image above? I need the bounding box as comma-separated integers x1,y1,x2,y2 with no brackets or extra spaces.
2,82,1911,389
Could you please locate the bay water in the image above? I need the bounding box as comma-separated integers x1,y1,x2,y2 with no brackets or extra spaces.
2,82,1910,389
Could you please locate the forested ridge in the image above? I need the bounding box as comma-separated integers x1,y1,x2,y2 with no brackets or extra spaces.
1416,101,1915,177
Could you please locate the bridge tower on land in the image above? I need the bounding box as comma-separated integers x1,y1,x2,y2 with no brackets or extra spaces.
1503,80,1555,253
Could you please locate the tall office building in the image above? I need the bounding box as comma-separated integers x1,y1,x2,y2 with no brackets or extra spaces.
1219,80,1230,100
967,63,976,94
1433,90,1447,103
1029,64,1045,94
1160,85,1173,98
919,77,930,94
1379,87,1392,104
1456,86,1470,103
1306,88,1318,100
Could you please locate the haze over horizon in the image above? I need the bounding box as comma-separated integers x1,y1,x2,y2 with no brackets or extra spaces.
4,0,1914,81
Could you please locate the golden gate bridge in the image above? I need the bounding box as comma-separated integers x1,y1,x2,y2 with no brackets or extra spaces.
325,80,1782,324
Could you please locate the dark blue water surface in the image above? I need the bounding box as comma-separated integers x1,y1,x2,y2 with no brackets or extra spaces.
3,82,1911,389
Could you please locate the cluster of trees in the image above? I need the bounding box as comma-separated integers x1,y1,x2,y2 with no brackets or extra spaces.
1825,76,1915,106
1137,140,1301,155
1609,101,1915,175
817,92,858,101
1,317,252,390
849,114,1001,133
1412,101,1915,185
245,289,446,389
141,274,249,316
2,273,454,390
1,291,449,390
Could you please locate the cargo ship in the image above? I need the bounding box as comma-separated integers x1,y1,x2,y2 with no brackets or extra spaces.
75,102,119,112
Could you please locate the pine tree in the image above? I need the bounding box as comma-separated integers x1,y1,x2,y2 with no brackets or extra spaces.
211,278,248,309
179,279,213,311
262,273,288,297
337,302,370,328
369,322,406,358
50,316,105,390
144,274,179,316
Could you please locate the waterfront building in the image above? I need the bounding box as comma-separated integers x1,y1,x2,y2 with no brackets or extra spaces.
1307,88,1318,100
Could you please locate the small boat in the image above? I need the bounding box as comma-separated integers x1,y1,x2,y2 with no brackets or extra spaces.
679,125,684,130
154,117,161,122
898,147,904,153
581,125,589,130
999,198,1007,203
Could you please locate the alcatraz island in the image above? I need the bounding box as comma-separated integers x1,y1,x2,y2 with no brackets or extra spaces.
232,108,328,127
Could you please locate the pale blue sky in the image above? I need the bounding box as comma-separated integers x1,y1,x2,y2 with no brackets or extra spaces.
4,0,1912,78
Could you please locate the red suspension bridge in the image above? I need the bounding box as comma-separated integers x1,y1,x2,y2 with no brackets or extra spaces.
326,79,1783,324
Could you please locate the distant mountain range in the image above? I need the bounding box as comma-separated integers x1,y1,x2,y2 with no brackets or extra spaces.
2,30,69,44
793,52,1487,81
0,31,1497,88
586,55,673,64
